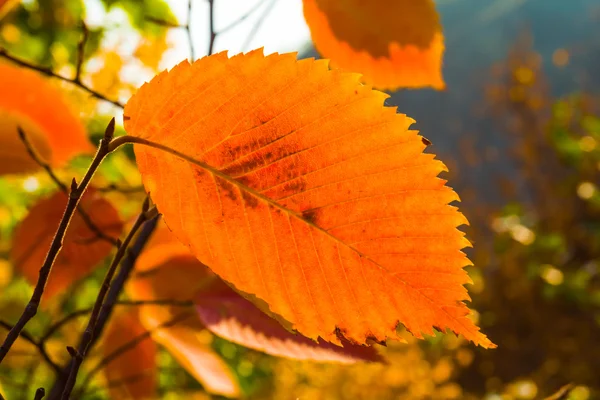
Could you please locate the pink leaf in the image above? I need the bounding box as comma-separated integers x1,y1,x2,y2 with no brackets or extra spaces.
195,283,383,364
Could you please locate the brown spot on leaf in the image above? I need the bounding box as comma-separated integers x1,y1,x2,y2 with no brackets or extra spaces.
421,137,432,146
302,209,318,224
241,190,259,208
216,178,238,202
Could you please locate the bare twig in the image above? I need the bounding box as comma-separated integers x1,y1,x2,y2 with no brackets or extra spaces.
144,16,182,28
0,119,119,365
17,128,120,247
76,370,153,399
145,0,196,60
96,183,145,194
216,0,269,35
47,214,160,399
207,0,216,57
40,299,192,344
74,22,88,84
0,48,124,108
241,0,277,52
59,200,157,399
0,321,60,374
33,388,45,400
76,311,193,398
187,0,195,60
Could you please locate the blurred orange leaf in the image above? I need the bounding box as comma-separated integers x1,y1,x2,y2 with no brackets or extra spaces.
0,62,93,175
128,225,240,397
141,311,241,398
103,309,157,400
10,188,123,300
303,0,445,90
0,0,18,20
123,50,493,348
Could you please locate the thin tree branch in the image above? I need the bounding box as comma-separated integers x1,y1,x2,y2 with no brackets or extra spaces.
207,0,216,57
76,311,193,398
74,21,88,84
0,48,124,109
145,0,196,60
17,128,120,247
241,0,277,52
34,388,46,400
187,0,196,60
0,119,120,365
215,0,269,35
40,299,192,344
76,370,153,399
96,183,145,194
47,214,160,399
59,200,157,399
0,321,60,374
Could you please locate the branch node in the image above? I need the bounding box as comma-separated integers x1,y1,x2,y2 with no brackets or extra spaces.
104,117,116,141
66,346,82,360
34,387,46,400
70,178,78,194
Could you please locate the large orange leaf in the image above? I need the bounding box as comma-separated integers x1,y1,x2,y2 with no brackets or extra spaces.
102,309,157,400
196,281,382,363
123,50,494,348
0,62,93,175
10,188,123,300
303,0,445,90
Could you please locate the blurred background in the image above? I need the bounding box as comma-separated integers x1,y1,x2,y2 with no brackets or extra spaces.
0,0,599,399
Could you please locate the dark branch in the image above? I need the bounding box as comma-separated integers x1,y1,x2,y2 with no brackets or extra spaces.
216,0,269,35
34,388,46,400
207,0,216,56
0,119,119,365
187,0,196,60
40,299,192,344
59,200,157,399
76,311,193,398
74,21,89,84
0,48,124,109
17,128,120,247
0,320,60,374
242,0,277,52
96,183,145,194
48,212,160,399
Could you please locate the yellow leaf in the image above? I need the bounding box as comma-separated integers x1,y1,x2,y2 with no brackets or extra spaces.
0,62,93,175
123,50,494,348
303,0,445,90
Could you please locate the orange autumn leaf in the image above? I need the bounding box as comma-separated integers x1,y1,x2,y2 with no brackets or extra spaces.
0,0,18,20
140,310,241,398
10,188,123,300
0,62,93,175
303,0,445,90
123,50,494,348
103,309,157,400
